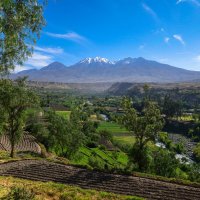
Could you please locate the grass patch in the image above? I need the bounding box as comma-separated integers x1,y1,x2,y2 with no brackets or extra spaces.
98,122,129,134
0,176,143,200
114,136,136,145
0,151,42,164
56,111,71,120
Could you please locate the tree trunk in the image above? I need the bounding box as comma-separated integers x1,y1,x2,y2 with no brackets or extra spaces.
10,143,15,158
10,135,15,158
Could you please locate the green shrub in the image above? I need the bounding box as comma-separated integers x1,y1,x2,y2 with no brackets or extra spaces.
99,144,106,151
193,143,200,162
188,164,200,182
129,144,153,172
88,156,105,170
159,132,168,144
175,168,188,180
174,142,186,154
152,149,178,178
3,187,35,200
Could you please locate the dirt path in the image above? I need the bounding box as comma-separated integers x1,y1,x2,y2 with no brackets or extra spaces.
0,160,200,200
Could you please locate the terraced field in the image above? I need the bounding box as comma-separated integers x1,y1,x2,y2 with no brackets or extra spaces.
0,133,41,154
0,159,200,200
97,122,129,134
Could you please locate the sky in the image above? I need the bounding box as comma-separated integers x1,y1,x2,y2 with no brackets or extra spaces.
17,0,200,72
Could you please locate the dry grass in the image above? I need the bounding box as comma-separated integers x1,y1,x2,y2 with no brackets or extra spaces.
0,176,143,200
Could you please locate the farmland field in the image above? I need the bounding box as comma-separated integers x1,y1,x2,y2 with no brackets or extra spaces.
113,136,136,145
72,147,129,168
56,111,71,120
98,122,129,134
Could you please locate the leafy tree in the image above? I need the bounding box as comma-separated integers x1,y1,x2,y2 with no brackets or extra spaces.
153,149,178,177
47,111,70,156
119,97,164,169
143,84,150,101
46,109,85,158
0,0,45,73
163,95,177,118
163,95,183,119
0,78,39,157
25,109,49,147
70,106,99,147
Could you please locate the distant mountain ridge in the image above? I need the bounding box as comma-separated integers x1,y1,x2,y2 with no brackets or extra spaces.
11,57,200,83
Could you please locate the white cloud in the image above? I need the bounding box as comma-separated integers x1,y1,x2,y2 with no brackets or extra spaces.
142,3,159,21
173,34,185,45
13,65,31,73
176,0,183,4
176,0,200,6
195,55,200,61
34,46,64,54
13,45,76,72
26,52,53,69
164,37,170,43
44,31,87,44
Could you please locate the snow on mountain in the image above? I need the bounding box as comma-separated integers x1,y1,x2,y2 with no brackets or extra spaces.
79,57,114,64
10,57,200,83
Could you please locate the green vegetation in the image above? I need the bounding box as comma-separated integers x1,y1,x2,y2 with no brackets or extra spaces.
193,143,200,162
56,111,71,120
0,78,39,157
1,0,200,193
113,136,136,145
0,177,142,200
98,122,129,134
72,146,128,171
0,0,45,72
119,97,164,170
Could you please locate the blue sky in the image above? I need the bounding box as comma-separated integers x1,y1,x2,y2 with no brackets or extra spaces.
17,0,200,71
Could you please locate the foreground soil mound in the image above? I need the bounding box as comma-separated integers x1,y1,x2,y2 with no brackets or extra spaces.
0,160,200,200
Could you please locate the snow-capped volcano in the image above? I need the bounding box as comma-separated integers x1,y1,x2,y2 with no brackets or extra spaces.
11,57,200,83
79,57,114,64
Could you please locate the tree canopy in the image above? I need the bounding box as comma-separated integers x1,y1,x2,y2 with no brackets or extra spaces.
0,78,39,157
119,97,164,169
0,0,45,73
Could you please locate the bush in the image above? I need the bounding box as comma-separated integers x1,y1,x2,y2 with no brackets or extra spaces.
112,139,132,153
99,144,106,150
174,142,186,154
188,164,200,182
98,130,113,142
159,132,168,144
152,149,178,178
175,168,188,180
193,143,200,162
3,187,35,200
88,156,105,170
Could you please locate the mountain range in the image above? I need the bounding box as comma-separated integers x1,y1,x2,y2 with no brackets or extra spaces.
11,57,200,83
